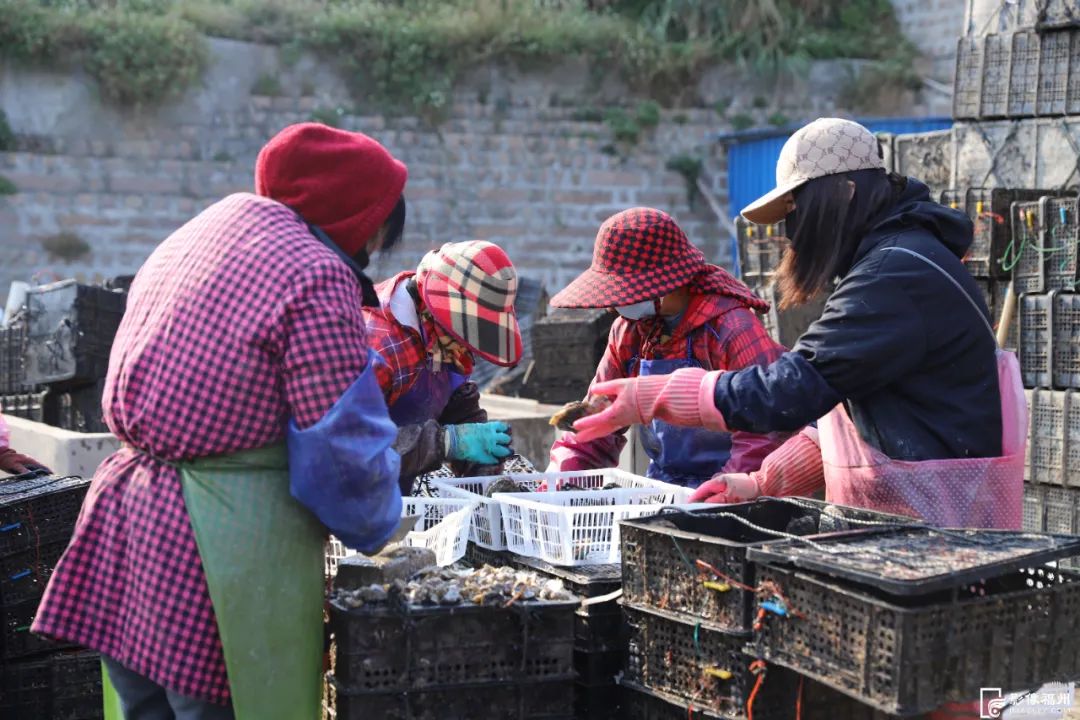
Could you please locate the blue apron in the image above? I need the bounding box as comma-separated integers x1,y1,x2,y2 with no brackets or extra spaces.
388,360,465,426
631,329,732,488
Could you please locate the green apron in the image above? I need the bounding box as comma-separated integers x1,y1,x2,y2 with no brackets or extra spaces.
103,444,325,720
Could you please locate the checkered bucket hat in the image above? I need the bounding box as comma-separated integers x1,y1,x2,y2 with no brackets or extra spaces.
550,207,706,308
416,241,522,366
742,118,884,225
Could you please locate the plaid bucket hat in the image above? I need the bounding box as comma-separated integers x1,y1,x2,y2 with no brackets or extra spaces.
416,241,522,367
550,207,706,309
741,118,883,225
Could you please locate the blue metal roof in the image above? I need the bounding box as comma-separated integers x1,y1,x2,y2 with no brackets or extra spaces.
725,117,953,276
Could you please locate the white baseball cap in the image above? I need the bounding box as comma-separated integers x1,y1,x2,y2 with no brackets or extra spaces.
741,118,884,225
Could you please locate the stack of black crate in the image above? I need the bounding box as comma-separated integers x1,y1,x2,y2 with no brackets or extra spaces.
0,473,101,720
942,3,1080,541
1,278,128,434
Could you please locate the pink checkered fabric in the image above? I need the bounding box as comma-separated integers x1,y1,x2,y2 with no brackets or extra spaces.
32,193,371,703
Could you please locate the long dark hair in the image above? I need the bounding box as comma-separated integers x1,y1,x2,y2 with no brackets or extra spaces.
776,168,906,309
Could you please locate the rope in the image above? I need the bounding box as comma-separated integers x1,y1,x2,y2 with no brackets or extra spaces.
746,660,768,720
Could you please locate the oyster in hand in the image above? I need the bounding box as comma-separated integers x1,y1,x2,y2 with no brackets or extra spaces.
549,395,613,432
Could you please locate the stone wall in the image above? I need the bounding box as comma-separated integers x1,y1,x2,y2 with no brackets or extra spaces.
0,34,943,299
889,0,969,82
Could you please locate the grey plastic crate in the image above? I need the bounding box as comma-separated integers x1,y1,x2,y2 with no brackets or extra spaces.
735,217,786,288
954,36,984,120
1023,483,1044,531
1030,388,1069,484
1045,196,1080,291
982,34,1013,119
1020,292,1053,387
1038,30,1072,115
1009,31,1041,117
1039,0,1080,29
893,129,952,199
1053,292,1080,388
966,188,1049,278
953,121,1037,189
875,132,894,174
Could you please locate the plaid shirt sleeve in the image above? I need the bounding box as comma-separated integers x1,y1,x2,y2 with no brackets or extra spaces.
548,319,634,471
703,308,792,473
364,308,427,408
275,259,372,430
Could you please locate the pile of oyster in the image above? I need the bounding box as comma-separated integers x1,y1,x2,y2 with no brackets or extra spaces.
335,564,576,609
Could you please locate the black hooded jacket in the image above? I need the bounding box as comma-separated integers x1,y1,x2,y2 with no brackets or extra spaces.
715,179,1003,461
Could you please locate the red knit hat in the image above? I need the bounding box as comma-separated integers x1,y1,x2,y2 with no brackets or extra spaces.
255,123,408,256
551,207,707,308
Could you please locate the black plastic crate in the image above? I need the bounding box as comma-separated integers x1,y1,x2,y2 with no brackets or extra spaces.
329,598,576,692
619,680,730,720
574,604,624,653
752,564,1080,716
1038,30,1072,116
24,280,126,387
953,36,984,120
0,539,68,607
574,680,620,720
573,647,623,687
623,605,795,720
326,677,575,720
1045,196,1080,291
0,474,89,558
620,499,920,633
527,308,614,405
966,188,1049,278
1,390,49,423
52,650,105,720
56,379,108,433
1011,199,1047,293
981,34,1012,119
0,325,33,394
0,654,52,718
1008,31,1040,117
735,217,786,288
3,596,62,659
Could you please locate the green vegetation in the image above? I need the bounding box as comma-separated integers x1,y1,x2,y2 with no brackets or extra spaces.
635,100,661,129
212,150,234,162
310,105,347,127
730,113,755,132
767,112,790,127
665,152,703,206
0,175,16,195
251,72,284,97
0,0,915,115
604,108,640,144
40,231,92,262
0,110,13,152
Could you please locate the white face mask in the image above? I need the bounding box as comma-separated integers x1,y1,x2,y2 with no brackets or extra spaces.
615,299,658,321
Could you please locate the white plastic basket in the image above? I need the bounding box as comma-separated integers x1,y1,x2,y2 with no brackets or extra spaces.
324,497,477,576
433,469,691,551
492,487,687,566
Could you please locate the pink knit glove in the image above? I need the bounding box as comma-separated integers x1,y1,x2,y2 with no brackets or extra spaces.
573,368,729,443
690,429,824,503
689,473,762,503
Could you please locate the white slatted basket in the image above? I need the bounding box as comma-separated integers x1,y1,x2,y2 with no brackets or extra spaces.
433,469,691,551
324,496,477,576
492,487,688,566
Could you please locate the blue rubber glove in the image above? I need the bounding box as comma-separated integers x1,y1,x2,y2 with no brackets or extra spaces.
444,422,512,465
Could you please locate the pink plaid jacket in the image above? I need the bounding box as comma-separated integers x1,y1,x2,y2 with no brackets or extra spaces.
32,194,371,703
550,293,789,473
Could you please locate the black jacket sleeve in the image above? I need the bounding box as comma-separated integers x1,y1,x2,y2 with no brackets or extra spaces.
437,381,504,478
392,420,447,495
713,272,926,433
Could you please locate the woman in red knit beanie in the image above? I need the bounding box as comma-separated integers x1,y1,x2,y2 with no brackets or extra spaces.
34,123,410,720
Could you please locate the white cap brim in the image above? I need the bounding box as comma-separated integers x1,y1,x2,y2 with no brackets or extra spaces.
740,178,808,225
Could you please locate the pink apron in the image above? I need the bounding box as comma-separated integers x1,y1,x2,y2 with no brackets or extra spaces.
818,247,1027,720
819,247,1026,530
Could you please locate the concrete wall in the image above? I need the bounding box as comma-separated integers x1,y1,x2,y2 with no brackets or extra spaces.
890,0,969,82
0,36,944,299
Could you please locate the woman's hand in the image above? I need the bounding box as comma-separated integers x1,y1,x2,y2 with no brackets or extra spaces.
689,473,763,504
